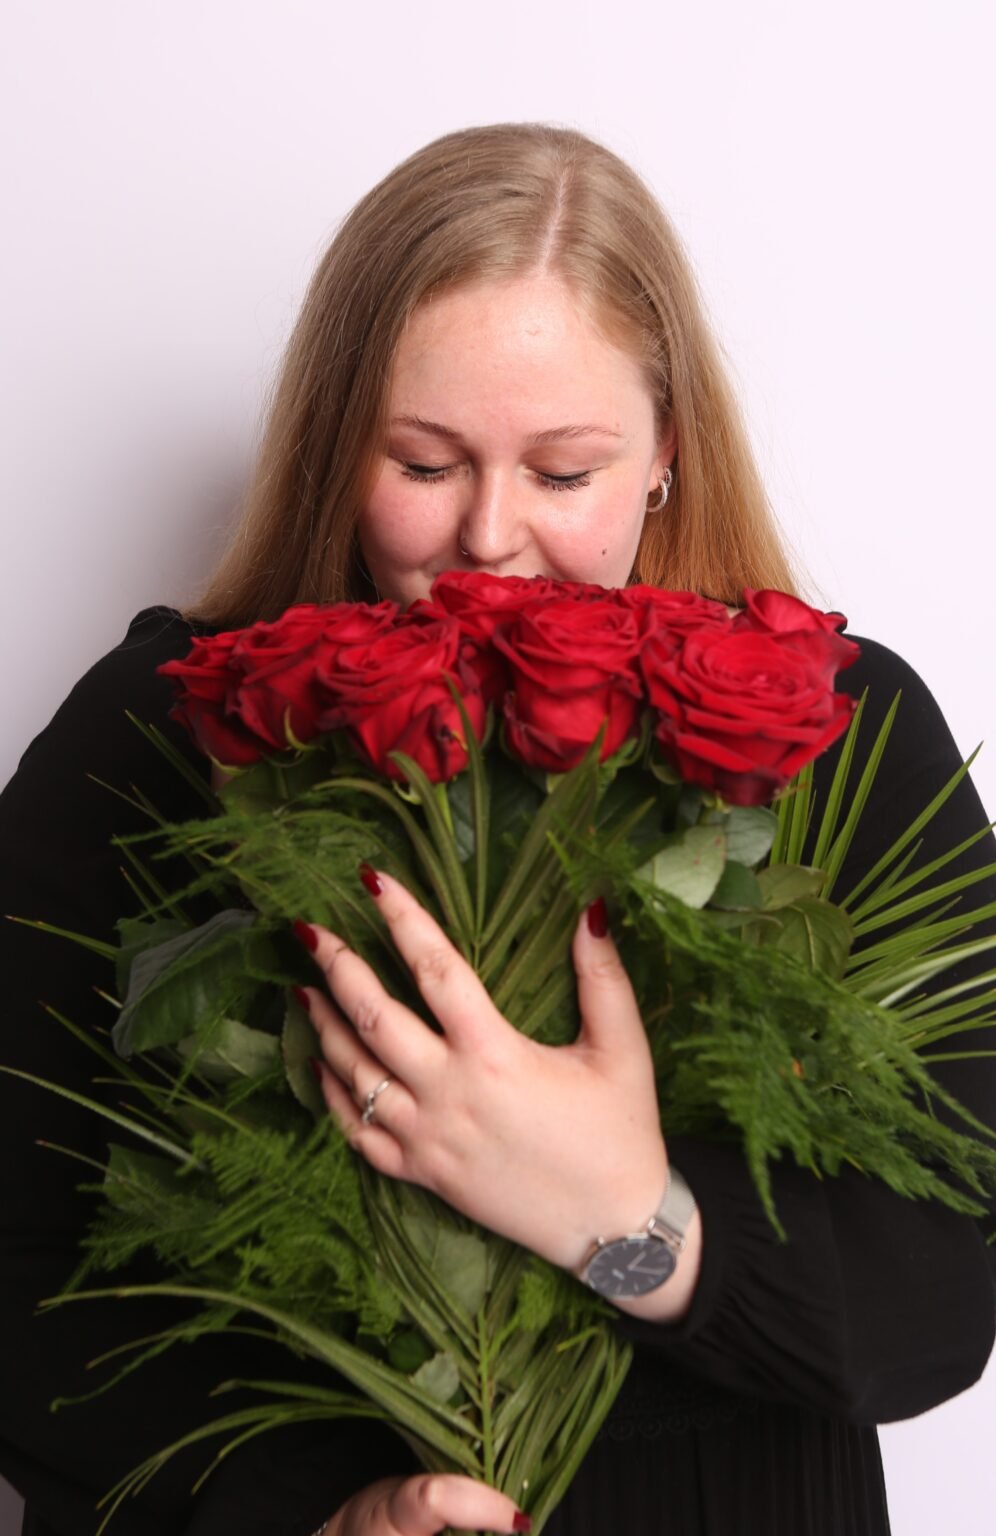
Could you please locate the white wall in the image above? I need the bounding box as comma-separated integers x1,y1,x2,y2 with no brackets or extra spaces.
2,2,993,1531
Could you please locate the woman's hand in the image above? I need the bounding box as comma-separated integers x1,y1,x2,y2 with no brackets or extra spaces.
294,867,669,1275
322,1473,530,1534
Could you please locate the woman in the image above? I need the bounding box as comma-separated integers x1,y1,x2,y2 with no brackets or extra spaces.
2,123,994,1536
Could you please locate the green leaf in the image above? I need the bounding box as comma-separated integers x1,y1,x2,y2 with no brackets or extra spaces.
444,772,476,864
177,1017,281,1082
782,760,815,866
709,861,763,911
0,1067,196,1167
809,692,867,870
637,826,727,909
42,1283,482,1472
723,806,779,867
647,754,682,786
480,745,600,966
217,748,334,814
440,680,496,938
112,909,271,1057
756,897,854,977
387,1329,435,1375
104,1142,182,1203
115,916,190,996
389,754,476,950
411,1350,461,1405
821,692,902,900
4,914,117,963
400,1213,491,1317
757,865,825,909
281,999,326,1117
123,711,219,808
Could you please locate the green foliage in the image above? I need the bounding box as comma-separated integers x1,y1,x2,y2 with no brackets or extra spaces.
113,911,279,1057
15,690,996,1530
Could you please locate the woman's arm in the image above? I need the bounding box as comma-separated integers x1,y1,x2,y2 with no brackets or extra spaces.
0,609,415,1534
615,636,996,1424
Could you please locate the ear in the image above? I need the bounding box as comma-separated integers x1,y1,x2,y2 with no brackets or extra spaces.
653,418,678,483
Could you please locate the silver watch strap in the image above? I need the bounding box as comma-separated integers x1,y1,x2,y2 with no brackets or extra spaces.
647,1165,697,1249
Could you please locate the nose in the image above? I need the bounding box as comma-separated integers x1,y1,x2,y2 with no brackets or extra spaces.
455,468,528,567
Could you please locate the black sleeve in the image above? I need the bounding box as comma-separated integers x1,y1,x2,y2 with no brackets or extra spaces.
0,609,415,1536
616,635,996,1425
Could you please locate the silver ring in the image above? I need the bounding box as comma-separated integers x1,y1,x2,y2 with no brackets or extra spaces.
361,1076,392,1126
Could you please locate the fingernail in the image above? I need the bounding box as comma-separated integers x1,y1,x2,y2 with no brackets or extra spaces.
291,984,311,1011
358,862,383,897
586,897,608,939
513,1516,532,1533
307,1056,324,1083
293,919,319,952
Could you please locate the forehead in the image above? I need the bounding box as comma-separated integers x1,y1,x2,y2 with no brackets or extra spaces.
389,274,653,427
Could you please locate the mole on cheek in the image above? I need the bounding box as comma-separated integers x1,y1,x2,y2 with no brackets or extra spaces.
601,548,607,556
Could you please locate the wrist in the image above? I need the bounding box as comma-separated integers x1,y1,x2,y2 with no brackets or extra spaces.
575,1162,702,1315
609,1202,703,1321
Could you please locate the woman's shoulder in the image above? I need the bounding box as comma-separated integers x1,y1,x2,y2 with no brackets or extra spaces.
833,631,962,758
37,603,197,725
5,605,209,818
92,603,204,695
836,631,928,695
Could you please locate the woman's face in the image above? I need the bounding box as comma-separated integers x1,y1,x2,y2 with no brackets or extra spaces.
357,274,675,607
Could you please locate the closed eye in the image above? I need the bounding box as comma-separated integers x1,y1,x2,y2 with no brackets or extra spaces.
400,463,593,493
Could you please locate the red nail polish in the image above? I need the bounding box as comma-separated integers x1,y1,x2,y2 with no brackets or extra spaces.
512,1516,532,1533
307,1056,324,1082
293,919,319,952
586,897,608,939
358,862,383,897
291,984,310,1011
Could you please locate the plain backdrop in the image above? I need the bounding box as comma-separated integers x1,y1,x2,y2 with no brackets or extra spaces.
2,2,993,1531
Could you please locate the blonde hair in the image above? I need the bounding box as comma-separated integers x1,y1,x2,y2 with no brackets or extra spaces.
183,123,798,629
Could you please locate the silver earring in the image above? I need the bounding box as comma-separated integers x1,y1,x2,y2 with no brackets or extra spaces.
646,466,673,512
458,537,470,558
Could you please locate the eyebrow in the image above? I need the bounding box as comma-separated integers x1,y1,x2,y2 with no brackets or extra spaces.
389,414,624,447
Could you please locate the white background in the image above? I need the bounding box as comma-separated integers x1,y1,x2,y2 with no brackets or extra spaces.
1,2,993,1531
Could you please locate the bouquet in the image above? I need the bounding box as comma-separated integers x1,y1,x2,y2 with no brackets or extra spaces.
8,574,996,1534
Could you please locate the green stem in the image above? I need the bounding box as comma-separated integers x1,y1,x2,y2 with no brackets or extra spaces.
477,1307,495,1487
435,782,456,839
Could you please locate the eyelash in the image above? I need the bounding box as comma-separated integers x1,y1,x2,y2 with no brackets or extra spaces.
400,463,593,493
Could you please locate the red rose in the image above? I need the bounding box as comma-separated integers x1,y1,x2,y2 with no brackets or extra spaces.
642,624,859,806
428,571,561,641
614,586,733,645
158,601,402,767
493,598,644,773
317,614,486,783
231,600,400,751
224,603,368,750
158,630,267,767
733,588,850,638
426,573,572,707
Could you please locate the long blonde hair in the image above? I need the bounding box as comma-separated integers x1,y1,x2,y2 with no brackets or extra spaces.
183,123,798,628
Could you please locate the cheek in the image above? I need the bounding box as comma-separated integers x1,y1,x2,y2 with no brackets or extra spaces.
359,470,455,566
545,486,647,580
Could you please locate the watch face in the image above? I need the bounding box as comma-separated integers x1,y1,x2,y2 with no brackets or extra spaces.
585,1236,677,1298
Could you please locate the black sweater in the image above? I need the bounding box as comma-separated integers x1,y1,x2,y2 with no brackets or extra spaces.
2,607,994,1536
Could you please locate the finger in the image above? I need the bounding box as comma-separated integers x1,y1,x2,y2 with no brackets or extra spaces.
312,1057,408,1180
571,898,647,1061
301,986,416,1134
386,1472,530,1534
297,922,446,1091
357,867,502,1048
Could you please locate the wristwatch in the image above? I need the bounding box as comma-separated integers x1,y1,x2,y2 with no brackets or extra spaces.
579,1165,697,1298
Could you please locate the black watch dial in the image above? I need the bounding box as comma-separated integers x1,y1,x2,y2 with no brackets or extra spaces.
585,1235,678,1298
